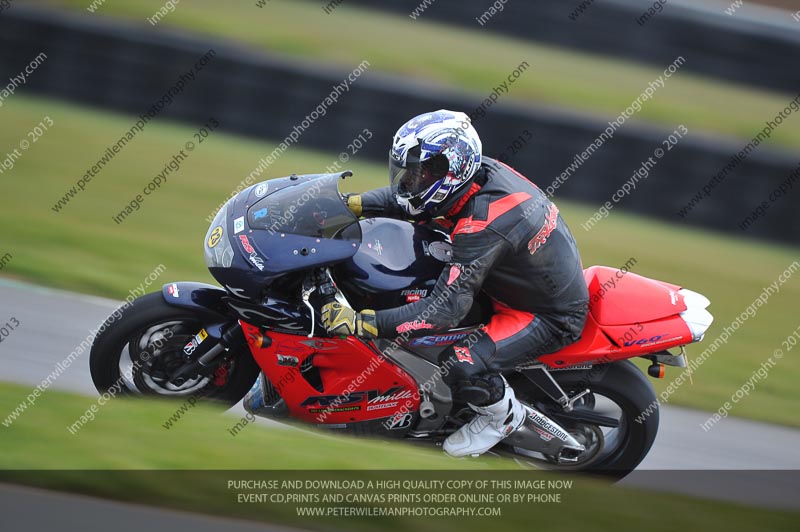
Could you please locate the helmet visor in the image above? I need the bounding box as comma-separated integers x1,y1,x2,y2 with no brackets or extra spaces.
390,145,449,201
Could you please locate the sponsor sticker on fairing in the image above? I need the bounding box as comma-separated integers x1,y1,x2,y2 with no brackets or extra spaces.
238,234,265,270
401,288,427,302
276,354,299,367
182,330,207,356
233,216,245,234
367,402,398,411
207,226,223,248
387,412,413,429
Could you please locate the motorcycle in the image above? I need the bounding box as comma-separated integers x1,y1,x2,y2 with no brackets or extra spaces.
90,171,714,478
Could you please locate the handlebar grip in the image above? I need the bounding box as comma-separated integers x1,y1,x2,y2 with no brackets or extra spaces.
318,280,338,306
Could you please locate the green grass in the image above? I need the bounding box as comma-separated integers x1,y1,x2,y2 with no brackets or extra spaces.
1,382,797,532
39,0,800,149
0,382,506,471
1,93,798,427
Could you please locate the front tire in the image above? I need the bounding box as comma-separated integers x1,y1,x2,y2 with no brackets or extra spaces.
90,292,259,406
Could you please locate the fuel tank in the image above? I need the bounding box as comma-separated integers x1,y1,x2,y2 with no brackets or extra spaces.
332,218,452,311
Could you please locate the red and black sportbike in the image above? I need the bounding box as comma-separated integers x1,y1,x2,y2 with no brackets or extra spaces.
90,172,713,478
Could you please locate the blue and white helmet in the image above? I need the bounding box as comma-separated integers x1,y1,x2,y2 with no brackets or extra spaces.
389,110,482,216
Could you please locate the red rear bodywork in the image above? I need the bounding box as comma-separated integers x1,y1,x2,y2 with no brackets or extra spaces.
539,266,693,368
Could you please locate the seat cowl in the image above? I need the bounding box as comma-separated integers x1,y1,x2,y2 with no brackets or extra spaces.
584,266,687,326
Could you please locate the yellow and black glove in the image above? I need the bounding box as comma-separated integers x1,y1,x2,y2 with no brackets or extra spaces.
320,301,378,338
345,194,362,217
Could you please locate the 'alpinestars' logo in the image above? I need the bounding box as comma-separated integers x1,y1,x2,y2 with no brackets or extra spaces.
454,345,474,365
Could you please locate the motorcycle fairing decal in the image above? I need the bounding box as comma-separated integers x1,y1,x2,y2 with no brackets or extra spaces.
401,288,428,302
623,334,671,348
387,412,413,429
308,406,360,413
182,328,208,356
300,339,339,351
300,386,412,407
367,387,414,404
227,300,306,330
366,402,398,411
207,226,223,248
276,354,299,367
239,235,254,254
238,235,265,271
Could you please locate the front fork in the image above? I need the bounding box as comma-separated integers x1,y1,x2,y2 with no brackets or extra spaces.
168,321,246,386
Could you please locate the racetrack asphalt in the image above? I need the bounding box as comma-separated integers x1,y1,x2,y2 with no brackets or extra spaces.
1,278,798,511
0,482,308,532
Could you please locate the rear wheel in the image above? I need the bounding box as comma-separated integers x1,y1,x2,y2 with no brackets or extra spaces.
506,360,659,480
90,292,259,406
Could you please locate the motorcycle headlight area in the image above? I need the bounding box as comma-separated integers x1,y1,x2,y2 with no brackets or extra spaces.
204,200,235,269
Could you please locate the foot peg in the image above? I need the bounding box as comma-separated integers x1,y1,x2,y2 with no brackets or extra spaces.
557,445,585,463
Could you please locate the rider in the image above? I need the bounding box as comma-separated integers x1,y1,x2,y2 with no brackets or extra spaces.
320,110,589,457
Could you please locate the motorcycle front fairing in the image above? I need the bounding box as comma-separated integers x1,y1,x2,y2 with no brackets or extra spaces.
204,172,362,301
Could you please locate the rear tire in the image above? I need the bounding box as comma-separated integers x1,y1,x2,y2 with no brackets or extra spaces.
90,292,259,406
510,360,659,480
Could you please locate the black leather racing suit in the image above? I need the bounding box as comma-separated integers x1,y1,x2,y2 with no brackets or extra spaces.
361,157,589,406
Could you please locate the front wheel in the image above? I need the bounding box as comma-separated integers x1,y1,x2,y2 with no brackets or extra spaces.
89,292,260,406
506,360,659,480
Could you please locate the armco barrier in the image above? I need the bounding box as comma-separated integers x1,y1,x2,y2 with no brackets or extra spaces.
345,0,800,94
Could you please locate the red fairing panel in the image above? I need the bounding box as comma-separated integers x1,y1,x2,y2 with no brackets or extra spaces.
539,267,694,367
585,266,686,325
241,324,420,424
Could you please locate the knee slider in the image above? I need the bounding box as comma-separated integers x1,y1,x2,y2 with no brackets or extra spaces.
454,381,491,405
453,373,505,407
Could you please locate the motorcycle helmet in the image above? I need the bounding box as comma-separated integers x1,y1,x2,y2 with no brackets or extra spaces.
389,109,482,216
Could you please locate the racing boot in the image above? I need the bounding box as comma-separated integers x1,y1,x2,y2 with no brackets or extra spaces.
443,376,526,457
